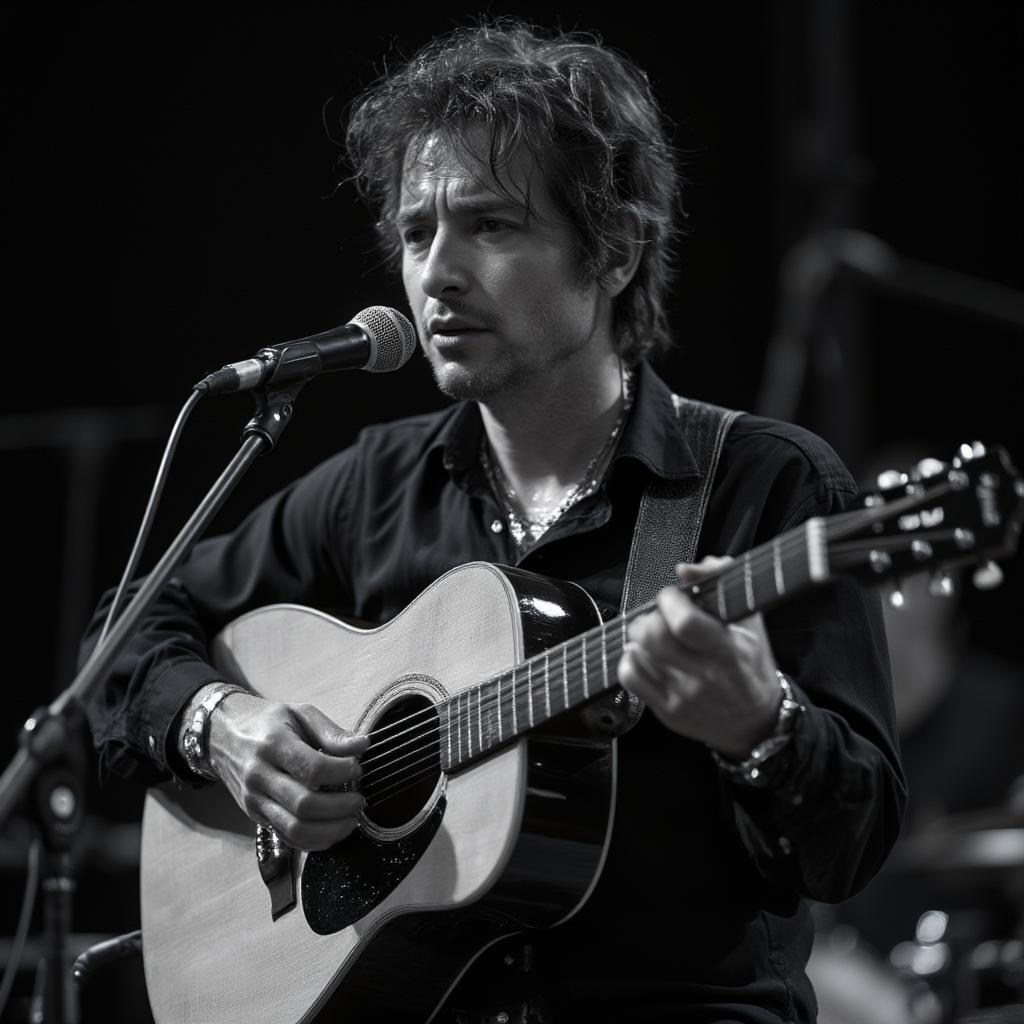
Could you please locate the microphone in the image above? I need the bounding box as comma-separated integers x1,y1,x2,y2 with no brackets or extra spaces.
195,306,418,395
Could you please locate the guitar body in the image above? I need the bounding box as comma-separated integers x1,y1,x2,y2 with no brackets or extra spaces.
140,562,615,1024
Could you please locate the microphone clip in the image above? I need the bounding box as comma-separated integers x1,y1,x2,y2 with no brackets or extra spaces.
241,376,307,450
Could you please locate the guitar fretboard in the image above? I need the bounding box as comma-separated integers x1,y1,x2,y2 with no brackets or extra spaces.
440,517,830,771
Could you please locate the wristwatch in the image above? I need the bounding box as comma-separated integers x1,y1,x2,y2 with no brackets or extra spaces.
181,682,247,780
710,672,804,787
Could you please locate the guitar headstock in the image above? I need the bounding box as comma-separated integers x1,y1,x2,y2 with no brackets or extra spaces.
838,442,1024,595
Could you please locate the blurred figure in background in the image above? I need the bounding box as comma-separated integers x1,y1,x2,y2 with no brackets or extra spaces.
809,442,1024,1024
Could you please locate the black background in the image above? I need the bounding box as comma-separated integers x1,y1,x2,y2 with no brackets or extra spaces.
1,3,1022,1022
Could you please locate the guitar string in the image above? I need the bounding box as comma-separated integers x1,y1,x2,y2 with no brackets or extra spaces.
359,528,811,792
361,476,957,778
363,534,834,801
359,496,949,763
359,618,631,795
357,527,958,805
358,517,834,757
356,516,902,786
357,515,846,770
364,761,444,806
359,554,947,810
363,750,442,804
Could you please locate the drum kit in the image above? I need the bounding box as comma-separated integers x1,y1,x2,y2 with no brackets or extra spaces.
812,791,1024,1024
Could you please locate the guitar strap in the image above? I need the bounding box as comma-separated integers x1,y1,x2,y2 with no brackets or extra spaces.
617,394,742,727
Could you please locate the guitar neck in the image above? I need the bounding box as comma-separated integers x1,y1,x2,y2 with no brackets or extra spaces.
438,463,984,773
440,517,841,771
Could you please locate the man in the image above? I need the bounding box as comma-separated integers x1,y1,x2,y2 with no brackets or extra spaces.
84,18,905,1023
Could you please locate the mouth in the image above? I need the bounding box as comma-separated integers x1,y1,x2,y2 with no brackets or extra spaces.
425,321,490,356
426,318,485,338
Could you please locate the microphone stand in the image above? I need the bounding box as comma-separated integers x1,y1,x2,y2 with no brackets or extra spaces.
0,381,303,1024
754,226,1024,429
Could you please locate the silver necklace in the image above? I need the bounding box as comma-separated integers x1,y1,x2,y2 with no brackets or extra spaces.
482,371,634,553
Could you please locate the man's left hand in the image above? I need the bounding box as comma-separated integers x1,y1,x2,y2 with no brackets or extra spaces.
617,556,783,760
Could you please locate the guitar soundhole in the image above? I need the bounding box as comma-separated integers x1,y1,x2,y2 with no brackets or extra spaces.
361,693,441,830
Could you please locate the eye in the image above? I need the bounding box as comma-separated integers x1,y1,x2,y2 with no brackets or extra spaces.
476,218,512,235
401,225,431,249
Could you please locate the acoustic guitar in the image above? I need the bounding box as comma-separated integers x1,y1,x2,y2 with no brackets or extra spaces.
140,443,1023,1023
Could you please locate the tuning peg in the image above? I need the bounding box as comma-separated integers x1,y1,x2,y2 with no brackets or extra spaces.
972,560,1004,590
957,441,987,463
914,458,946,480
876,469,907,490
928,572,956,598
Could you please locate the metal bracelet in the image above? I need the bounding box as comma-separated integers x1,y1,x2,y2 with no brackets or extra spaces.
710,672,804,787
181,682,248,780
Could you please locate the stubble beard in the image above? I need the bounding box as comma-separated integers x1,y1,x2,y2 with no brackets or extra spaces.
425,351,523,404
422,326,596,406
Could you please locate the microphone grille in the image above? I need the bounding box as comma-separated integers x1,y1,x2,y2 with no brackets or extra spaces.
351,306,418,372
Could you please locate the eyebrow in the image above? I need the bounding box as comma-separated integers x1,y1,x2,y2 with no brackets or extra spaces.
395,194,529,227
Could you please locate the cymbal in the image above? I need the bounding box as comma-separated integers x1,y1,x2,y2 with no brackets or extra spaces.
890,820,1024,877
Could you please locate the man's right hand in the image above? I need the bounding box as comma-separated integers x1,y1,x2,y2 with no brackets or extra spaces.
206,692,368,851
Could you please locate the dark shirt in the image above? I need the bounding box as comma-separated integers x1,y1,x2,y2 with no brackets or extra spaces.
84,362,905,1023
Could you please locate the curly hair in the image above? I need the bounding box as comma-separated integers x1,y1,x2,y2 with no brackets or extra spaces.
342,18,682,364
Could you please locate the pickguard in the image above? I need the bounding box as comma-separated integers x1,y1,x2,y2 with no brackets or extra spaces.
302,798,446,934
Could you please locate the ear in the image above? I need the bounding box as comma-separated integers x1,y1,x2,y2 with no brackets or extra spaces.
602,214,644,298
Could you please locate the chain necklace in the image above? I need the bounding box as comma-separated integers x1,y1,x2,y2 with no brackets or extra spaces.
481,370,634,554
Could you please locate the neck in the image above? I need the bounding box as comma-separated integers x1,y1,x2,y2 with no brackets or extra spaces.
479,347,626,497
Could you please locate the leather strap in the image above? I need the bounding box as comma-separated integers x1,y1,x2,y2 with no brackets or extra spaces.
621,396,741,612
617,395,742,728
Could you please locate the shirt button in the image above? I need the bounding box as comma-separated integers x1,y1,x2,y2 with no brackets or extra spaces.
490,519,504,533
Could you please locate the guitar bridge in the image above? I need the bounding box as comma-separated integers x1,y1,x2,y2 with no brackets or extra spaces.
256,824,296,919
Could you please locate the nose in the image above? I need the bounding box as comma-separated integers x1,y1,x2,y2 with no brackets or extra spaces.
419,226,470,299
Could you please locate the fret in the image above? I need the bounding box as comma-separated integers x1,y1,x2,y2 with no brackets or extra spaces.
743,553,754,612
476,685,483,752
601,623,608,691
544,653,551,719
582,635,589,699
446,701,452,768
772,538,785,596
510,667,518,734
457,692,463,763
527,661,535,728
485,680,499,750
806,518,828,581
716,576,727,620
496,674,502,743
562,646,569,710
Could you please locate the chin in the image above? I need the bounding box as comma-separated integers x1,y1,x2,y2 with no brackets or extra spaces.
428,356,515,403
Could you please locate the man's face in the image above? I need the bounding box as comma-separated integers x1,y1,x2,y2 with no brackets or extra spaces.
398,130,615,403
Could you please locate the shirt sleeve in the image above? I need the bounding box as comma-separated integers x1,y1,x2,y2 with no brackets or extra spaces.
709,429,908,904
80,448,357,787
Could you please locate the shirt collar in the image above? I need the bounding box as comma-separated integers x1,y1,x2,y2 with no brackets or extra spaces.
432,400,484,482
613,360,698,480
429,359,699,483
